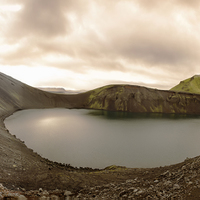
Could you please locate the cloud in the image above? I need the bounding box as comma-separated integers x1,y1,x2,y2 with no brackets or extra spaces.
136,0,200,11
0,0,23,6
1,0,200,89
9,0,68,39
5,0,89,41
92,0,200,76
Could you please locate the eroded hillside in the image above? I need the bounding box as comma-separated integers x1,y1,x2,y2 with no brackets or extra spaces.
85,84,200,115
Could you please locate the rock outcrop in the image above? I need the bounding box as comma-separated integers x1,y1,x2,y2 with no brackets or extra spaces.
85,84,200,115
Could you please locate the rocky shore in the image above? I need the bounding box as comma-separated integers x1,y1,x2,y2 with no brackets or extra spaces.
76,157,200,199
2,156,200,199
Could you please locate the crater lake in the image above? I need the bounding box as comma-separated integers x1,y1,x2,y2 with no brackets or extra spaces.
5,108,200,169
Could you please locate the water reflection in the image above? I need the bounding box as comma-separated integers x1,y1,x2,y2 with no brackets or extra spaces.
88,110,200,120
5,108,200,169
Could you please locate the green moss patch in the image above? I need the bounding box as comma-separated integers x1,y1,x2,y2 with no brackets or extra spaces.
171,75,200,94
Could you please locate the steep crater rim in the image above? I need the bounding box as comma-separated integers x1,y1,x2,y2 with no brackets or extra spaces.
2,72,200,191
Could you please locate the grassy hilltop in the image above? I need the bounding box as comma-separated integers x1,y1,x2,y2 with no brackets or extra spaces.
171,75,200,94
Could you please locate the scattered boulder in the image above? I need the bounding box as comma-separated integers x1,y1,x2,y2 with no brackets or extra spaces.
64,190,72,196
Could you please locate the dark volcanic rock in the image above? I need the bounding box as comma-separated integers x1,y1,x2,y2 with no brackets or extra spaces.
85,84,200,115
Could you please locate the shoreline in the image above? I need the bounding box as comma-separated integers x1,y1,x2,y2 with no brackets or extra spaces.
5,108,200,170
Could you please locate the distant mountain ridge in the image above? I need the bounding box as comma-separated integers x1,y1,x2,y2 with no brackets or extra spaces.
170,75,200,94
37,87,86,94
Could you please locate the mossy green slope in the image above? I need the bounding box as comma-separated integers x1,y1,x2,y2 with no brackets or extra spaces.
84,84,200,115
170,75,200,94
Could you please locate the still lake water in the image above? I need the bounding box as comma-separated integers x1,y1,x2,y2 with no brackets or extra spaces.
5,108,200,169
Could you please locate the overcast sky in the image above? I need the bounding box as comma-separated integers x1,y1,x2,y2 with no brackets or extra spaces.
0,0,200,91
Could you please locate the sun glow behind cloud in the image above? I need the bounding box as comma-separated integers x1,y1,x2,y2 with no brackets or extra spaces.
0,4,22,12
0,66,68,87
